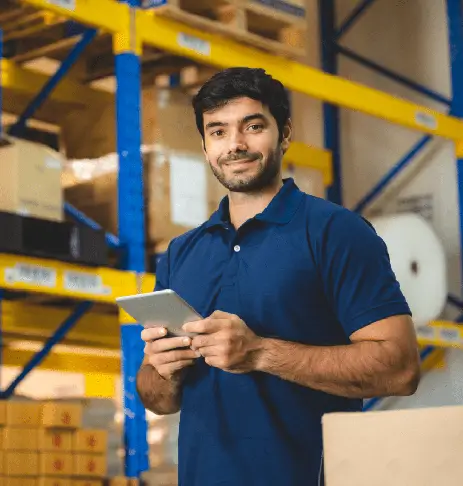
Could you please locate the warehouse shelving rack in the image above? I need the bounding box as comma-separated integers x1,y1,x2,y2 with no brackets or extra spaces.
318,0,463,411
0,0,463,478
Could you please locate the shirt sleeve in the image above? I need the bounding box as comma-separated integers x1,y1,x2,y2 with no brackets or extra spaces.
317,208,412,337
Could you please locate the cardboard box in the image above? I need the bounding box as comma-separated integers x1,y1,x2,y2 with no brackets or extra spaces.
4,478,38,486
0,402,6,426
105,479,138,486
38,479,72,486
144,150,227,244
39,452,73,477
38,430,73,452
74,454,106,478
41,402,82,429
72,481,103,486
6,402,42,427
322,405,463,486
0,136,63,222
73,430,107,454
2,427,38,450
105,479,128,486
4,451,39,476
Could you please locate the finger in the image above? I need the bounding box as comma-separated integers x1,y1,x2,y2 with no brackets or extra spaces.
183,318,227,334
203,356,226,369
158,360,195,377
210,310,233,319
191,334,217,349
195,346,220,358
151,336,192,353
150,348,199,366
141,327,167,342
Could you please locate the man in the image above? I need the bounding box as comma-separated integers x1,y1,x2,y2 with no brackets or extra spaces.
137,67,421,486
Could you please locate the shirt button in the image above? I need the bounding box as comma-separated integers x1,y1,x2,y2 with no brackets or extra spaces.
234,245,241,252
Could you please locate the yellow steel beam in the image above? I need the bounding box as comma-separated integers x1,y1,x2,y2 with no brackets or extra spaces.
20,0,463,140
19,0,130,33
3,347,120,374
1,59,111,106
84,372,118,398
136,14,463,141
1,301,120,349
283,142,333,186
420,347,446,372
0,253,155,305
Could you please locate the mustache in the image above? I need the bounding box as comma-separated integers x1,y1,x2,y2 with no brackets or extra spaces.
218,151,262,164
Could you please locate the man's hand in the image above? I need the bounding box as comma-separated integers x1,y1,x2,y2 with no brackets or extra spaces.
183,310,263,373
141,325,200,381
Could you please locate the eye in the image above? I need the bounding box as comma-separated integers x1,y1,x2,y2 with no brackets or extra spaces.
211,129,224,137
247,124,264,132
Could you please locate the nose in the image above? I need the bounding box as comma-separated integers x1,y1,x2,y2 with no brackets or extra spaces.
228,129,248,153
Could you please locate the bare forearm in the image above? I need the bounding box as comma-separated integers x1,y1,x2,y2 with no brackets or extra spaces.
136,364,182,415
256,338,420,399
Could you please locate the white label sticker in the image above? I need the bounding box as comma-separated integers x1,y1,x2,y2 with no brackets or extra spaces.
178,33,211,56
47,0,76,9
170,154,208,227
415,111,437,130
438,327,462,344
415,326,436,340
64,271,106,294
6,263,57,287
45,156,62,170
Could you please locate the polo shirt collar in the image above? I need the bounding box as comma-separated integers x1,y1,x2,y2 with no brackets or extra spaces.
205,178,303,229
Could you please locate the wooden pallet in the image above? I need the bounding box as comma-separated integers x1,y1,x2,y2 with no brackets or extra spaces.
149,0,307,60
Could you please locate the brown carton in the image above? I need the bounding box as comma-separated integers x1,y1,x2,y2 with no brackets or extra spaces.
39,452,74,476
2,427,39,450
4,451,39,476
4,478,38,486
6,402,42,427
73,430,107,454
105,479,128,486
0,402,6,425
38,430,73,452
41,402,82,429
322,405,463,486
74,454,106,478
38,479,72,486
72,481,103,486
0,136,63,221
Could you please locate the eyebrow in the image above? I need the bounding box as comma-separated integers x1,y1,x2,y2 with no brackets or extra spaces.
205,112,267,131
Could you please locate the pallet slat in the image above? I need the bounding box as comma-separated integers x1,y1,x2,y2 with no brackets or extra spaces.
145,0,307,59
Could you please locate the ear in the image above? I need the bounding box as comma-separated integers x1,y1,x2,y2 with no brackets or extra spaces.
280,118,293,154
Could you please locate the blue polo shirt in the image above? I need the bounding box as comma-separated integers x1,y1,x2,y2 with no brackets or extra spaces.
154,178,411,486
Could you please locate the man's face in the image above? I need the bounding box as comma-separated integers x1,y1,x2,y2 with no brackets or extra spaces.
202,97,290,192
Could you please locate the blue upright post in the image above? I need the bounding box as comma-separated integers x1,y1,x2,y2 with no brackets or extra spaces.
115,0,149,478
446,0,463,301
319,0,342,205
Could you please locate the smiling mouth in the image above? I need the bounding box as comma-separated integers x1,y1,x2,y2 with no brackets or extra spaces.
227,158,257,165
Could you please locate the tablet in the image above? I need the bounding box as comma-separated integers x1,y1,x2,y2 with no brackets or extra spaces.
116,289,203,337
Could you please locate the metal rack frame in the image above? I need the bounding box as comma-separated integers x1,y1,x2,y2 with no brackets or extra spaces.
319,0,463,411
0,0,462,478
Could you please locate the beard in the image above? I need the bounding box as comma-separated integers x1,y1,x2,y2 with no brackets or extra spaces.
209,146,282,193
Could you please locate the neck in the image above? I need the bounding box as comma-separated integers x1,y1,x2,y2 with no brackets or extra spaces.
228,177,283,228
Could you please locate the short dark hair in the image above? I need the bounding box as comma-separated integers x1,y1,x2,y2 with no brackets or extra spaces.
192,67,290,142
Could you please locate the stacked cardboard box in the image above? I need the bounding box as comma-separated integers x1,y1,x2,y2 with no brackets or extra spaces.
0,399,120,485
0,136,63,222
